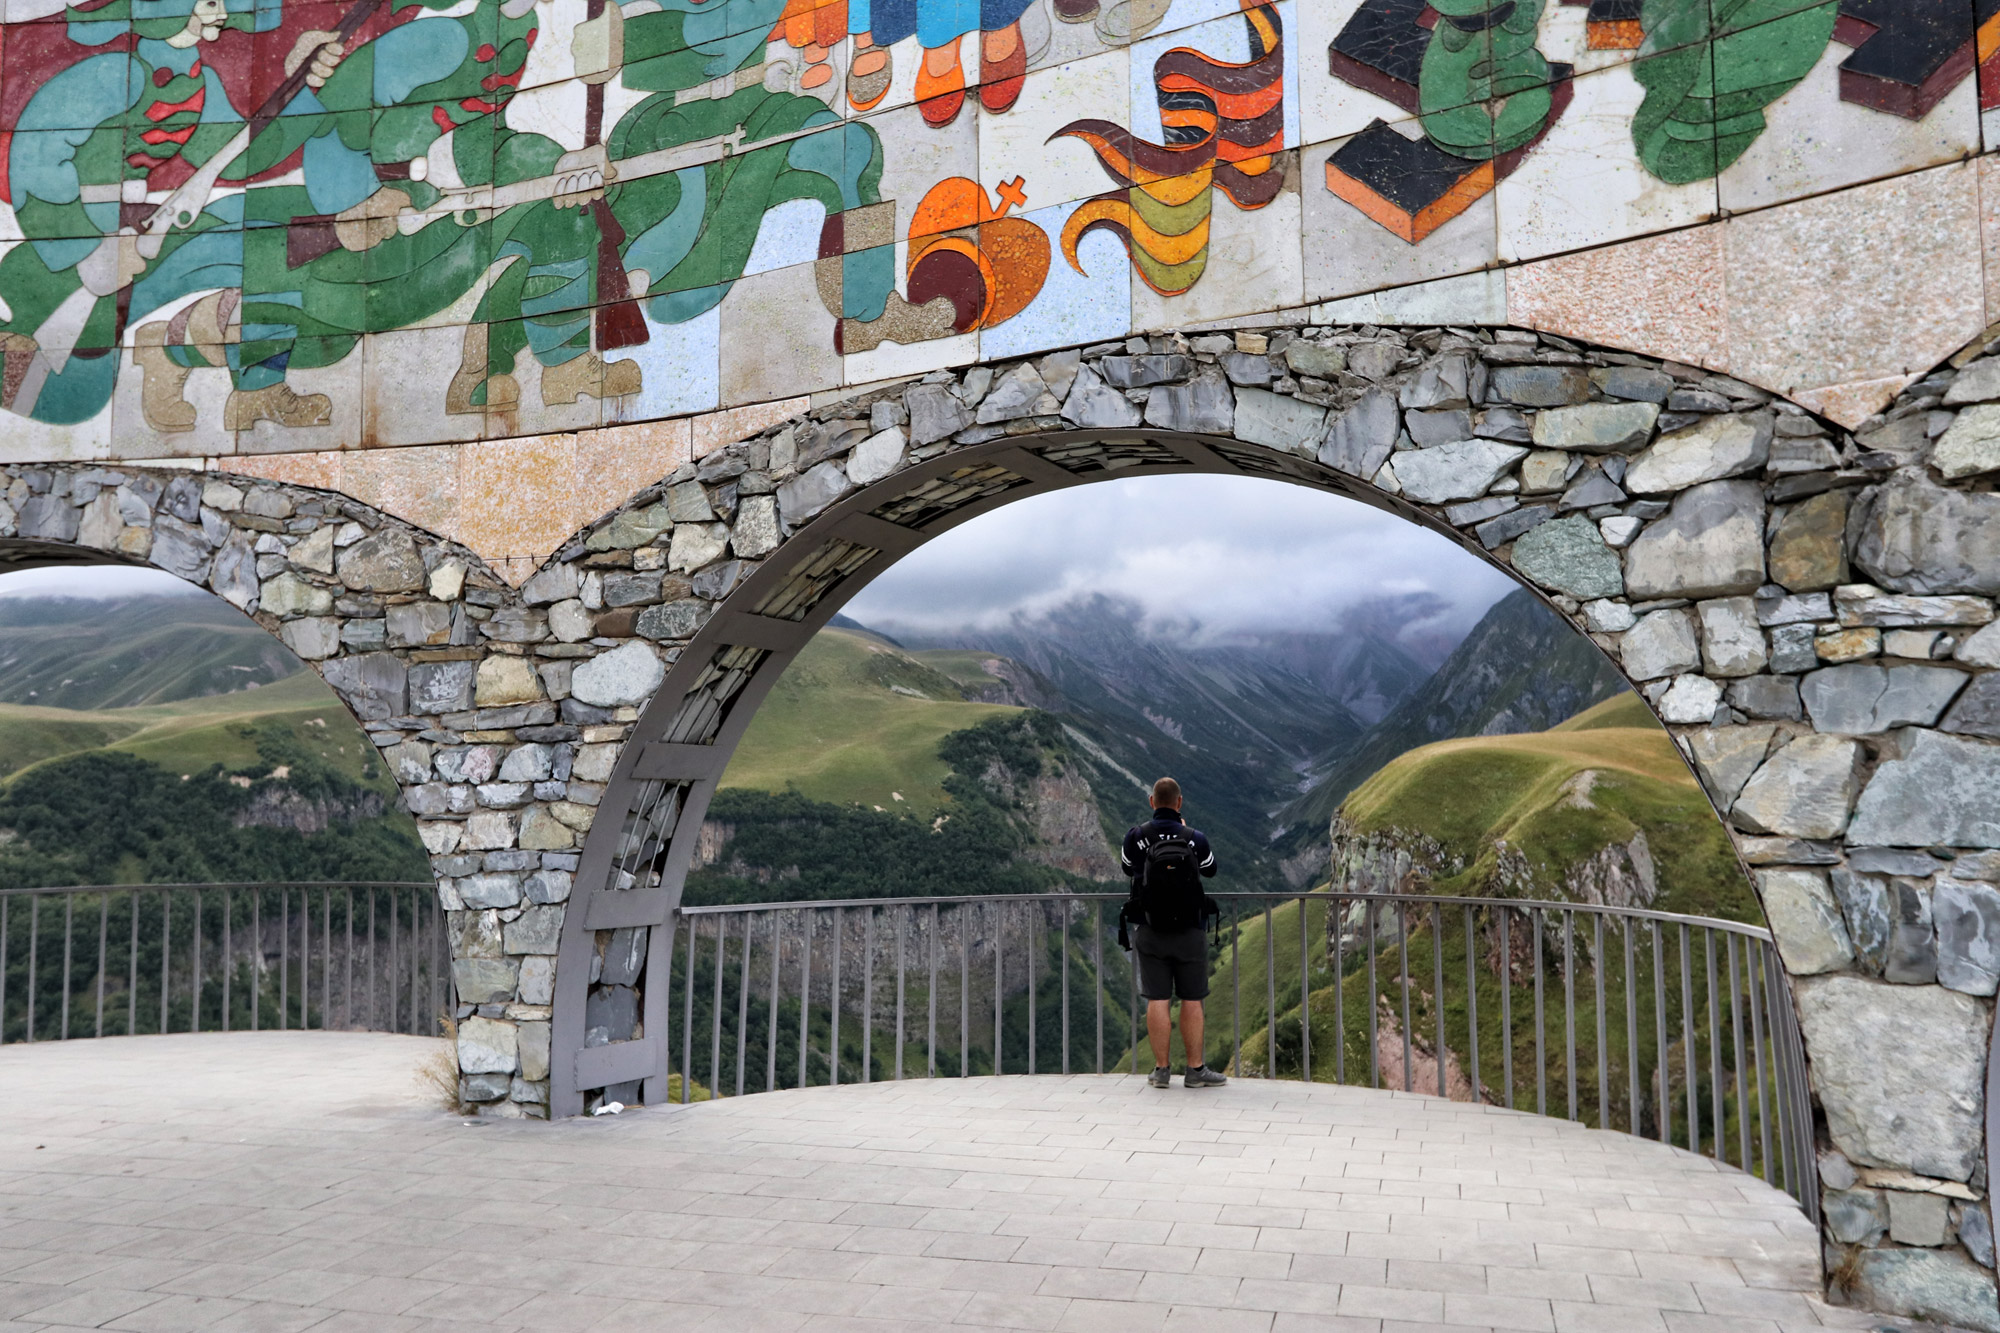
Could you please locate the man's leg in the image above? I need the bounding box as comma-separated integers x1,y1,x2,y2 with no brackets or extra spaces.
1179,1000,1204,1069
1147,999,1173,1068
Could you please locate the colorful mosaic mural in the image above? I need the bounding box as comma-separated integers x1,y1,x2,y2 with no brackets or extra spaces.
0,0,1994,457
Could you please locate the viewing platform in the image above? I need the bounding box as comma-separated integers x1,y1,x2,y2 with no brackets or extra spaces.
0,1033,1857,1333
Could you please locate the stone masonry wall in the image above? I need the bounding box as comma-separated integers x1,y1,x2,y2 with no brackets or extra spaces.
9,319,2000,1327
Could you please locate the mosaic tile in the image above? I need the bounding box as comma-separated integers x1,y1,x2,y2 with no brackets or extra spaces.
342,440,464,541
1132,175,1300,330
1792,372,1923,427
575,417,692,522
1717,8,1978,214
1311,267,1507,325
1507,220,1727,372
218,449,346,491
1495,61,1718,265
600,307,722,423
363,325,490,448
1723,159,1983,406
1982,151,2000,327
980,48,1132,216
690,395,811,458
1304,122,1498,303
717,259,844,405
461,432,578,558
979,197,1132,358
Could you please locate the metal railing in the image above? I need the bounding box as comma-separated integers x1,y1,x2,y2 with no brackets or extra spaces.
659,891,1817,1224
0,882,448,1044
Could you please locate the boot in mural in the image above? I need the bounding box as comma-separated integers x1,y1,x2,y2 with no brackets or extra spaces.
446,325,520,415
224,383,333,430
541,350,643,405
133,326,197,434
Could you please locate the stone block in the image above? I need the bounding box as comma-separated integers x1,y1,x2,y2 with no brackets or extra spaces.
260,572,333,617
280,617,339,661
1624,413,1769,493
776,462,852,524
520,563,580,606
458,1017,518,1080
1768,624,1816,674
1886,879,1939,986
1801,664,1968,734
1848,720,2000,844
1731,734,1860,840
585,984,639,1045
1061,364,1140,429
1853,1249,2000,1333
463,812,516,852
498,744,555,783
452,958,519,1004
1935,877,2000,996
411,660,477,715
1406,408,1472,447
447,909,502,959
1284,341,1345,379
1889,1191,1954,1248
1099,354,1191,388
1696,597,1766,677
504,905,562,955
518,955,555,1006
1624,480,1764,600
601,927,646,986
1825,1188,1889,1245
1510,515,1622,599
1816,627,1881,663
1621,609,1700,681
1392,441,1528,505
1490,365,1590,406
1768,490,1849,593
1852,474,2000,597
1830,868,1890,975
457,872,522,909
1945,673,2000,737
1755,868,1852,974
1143,366,1233,434
322,652,408,722
336,530,425,592
1962,1204,1996,1268
475,657,543,708
1935,403,2000,480
1795,976,1989,1182
1687,725,1774,808
1232,388,1327,456
1398,353,1483,409
1318,386,1400,480
1531,402,1660,453
1657,674,1722,724
461,1071,510,1102
1518,450,1571,493
1836,584,1996,627
518,1021,551,1082
386,601,453,647
1726,675,1802,721
1885,629,1945,660
518,806,574,851
570,641,664,708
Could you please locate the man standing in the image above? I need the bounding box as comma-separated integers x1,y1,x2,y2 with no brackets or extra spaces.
1122,777,1226,1089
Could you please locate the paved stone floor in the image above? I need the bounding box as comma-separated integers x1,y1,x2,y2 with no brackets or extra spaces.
0,1033,1873,1333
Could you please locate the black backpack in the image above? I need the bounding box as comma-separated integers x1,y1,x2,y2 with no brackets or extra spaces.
1137,829,1205,931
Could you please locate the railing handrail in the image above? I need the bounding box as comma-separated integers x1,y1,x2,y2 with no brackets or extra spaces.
0,881,433,899
675,891,1777,941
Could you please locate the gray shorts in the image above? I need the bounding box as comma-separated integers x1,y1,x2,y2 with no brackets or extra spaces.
1134,925,1210,1001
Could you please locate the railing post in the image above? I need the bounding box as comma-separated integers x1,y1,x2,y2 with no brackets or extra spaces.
128,892,138,1037
961,905,971,1078
280,887,289,1032
1654,923,1670,1146
344,887,354,1030
1499,906,1512,1109
711,913,727,1098
1366,901,1378,1090
736,911,752,1098
928,902,939,1079
1,896,9,1045
861,905,875,1084
1532,907,1545,1117
222,892,232,1034
1624,917,1639,1134
61,894,73,1041
1462,905,1476,1102
191,890,201,1035
1028,901,1037,1077
684,912,698,1102
1681,924,1698,1153
1706,929,1723,1164
94,893,107,1039
895,905,906,1081
1301,895,1313,1084
1432,901,1444,1099
991,901,1002,1075
1563,910,1576,1121
830,906,843,1087
767,912,781,1093
1334,899,1345,1086
1265,901,1275,1081
1060,900,1069,1076
1093,905,1102,1075
799,909,812,1090
1595,913,1607,1130
27,894,39,1042
1399,900,1412,1094
156,893,166,1035
1232,910,1242,1080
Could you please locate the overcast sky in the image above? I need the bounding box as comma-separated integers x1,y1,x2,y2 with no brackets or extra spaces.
0,566,199,598
845,474,1516,640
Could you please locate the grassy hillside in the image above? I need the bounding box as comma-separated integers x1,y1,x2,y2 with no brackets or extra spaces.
717,627,1021,810
0,594,300,709
0,671,391,792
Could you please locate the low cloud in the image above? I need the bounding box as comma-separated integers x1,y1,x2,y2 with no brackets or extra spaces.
843,473,1516,641
0,567,202,599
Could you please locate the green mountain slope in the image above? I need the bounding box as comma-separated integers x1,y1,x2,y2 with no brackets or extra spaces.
0,595,300,709
717,627,1023,811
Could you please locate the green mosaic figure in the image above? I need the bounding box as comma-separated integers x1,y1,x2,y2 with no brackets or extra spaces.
1631,0,1838,184
1417,0,1552,161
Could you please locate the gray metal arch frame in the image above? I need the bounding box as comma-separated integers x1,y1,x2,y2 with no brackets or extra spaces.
549,426,1569,1117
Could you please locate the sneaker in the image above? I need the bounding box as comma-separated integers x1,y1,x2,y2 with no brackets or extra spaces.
1147,1066,1171,1089
1184,1065,1227,1089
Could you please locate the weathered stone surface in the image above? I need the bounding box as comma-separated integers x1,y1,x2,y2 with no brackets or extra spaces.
457,1016,518,1075
1852,474,2000,596
1830,868,1890,974
776,461,851,524
1657,673,1721,724
1518,449,1571,493
260,572,333,617
1947,358,2000,405
474,656,542,707
1688,725,1774,808
1143,366,1233,434
1530,401,1660,453
1852,730,2000,847
1590,365,1674,403
1233,388,1327,456
279,617,338,660
1624,413,1769,493
1824,1188,1888,1245
636,599,708,642
1061,363,1141,429
1620,609,1699,681
1405,408,1471,447
1391,440,1528,505
1284,340,1345,379
1794,975,1989,1181
1317,386,1400,479
16,494,79,541
1100,354,1191,389
975,363,1057,423
1731,734,1861,839
1889,1190,1954,1247
1695,597,1766,677
503,905,563,955
905,383,973,444
1935,403,2000,480
1583,598,1636,633
517,1020,551,1082
1935,877,2000,996
1756,869,1852,974
847,428,909,487
1963,1204,1996,1268
669,521,729,573
1816,626,1880,663
1726,674,1801,720
732,495,780,559
1767,490,1848,592
1491,364,1590,406
1398,353,1482,410
1623,480,1765,600
336,530,424,592
1801,664,1968,734
410,660,476,714
1836,583,1995,627
1885,879,1938,985
1853,1249,2000,1333
1943,673,2000,737
584,984,638,1044
149,515,212,581
1509,514,1622,600
589,502,671,551
452,957,518,1003
570,641,663,708
322,652,407,721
